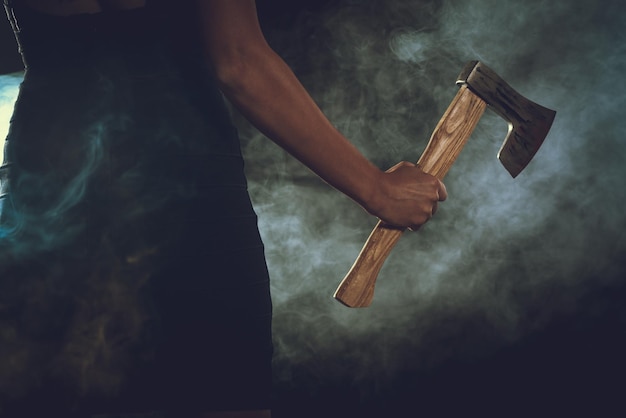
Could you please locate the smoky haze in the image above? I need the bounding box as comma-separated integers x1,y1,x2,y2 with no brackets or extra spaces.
0,0,625,416
243,0,626,415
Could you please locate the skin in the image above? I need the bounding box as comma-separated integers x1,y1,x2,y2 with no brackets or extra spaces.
17,0,446,231
198,0,447,232
10,0,448,416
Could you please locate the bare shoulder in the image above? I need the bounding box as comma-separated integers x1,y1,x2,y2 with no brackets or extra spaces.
18,0,147,15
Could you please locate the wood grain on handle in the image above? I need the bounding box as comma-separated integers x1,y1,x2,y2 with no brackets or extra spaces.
334,85,488,307
333,221,404,307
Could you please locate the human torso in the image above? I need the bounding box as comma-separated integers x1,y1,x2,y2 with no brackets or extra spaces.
2,0,243,258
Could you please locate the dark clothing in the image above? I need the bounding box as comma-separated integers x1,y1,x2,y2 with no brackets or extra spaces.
0,1,273,416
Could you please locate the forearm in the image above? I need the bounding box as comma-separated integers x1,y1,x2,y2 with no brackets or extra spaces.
195,0,446,230
216,46,384,211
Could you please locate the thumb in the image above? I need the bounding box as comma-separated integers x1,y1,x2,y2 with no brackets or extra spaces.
385,161,416,173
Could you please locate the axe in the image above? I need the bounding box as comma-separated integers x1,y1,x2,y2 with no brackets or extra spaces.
333,60,556,308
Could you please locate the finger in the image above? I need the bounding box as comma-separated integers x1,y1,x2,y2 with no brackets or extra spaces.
385,160,415,173
437,179,448,201
407,224,421,232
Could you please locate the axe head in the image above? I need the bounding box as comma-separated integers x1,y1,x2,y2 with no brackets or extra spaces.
457,61,556,178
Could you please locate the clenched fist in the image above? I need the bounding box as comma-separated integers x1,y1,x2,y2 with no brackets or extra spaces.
364,161,447,231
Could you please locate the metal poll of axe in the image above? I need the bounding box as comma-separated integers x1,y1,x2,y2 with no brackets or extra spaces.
333,60,556,308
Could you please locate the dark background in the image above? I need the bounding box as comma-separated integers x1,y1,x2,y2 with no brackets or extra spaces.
2,1,626,417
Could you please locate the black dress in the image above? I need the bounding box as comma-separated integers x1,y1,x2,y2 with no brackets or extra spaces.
0,1,273,416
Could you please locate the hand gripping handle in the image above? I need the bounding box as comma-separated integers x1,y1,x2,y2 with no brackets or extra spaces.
334,85,488,307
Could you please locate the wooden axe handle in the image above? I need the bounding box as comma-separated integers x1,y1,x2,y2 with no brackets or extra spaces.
334,85,488,307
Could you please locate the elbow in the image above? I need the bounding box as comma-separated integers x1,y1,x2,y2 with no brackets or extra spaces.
210,46,264,95
209,40,284,98
212,53,247,91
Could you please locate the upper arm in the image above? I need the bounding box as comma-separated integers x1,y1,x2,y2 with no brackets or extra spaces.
193,0,270,76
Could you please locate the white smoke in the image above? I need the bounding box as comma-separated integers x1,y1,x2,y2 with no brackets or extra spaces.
1,0,625,412
240,0,626,393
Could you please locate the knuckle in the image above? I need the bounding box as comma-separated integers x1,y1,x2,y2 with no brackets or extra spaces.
417,213,431,225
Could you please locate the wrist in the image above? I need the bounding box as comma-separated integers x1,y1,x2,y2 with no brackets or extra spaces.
355,166,386,217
